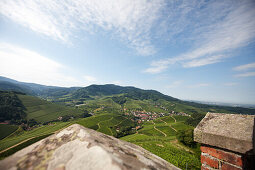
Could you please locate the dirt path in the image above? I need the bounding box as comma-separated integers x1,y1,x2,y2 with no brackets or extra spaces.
151,121,167,137
2,126,22,140
170,115,176,122
0,136,36,154
171,139,194,153
0,123,72,154
97,117,114,135
160,119,177,132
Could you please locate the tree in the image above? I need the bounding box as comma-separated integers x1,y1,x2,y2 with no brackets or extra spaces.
177,129,196,147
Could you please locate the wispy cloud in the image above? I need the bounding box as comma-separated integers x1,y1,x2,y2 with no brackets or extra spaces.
224,82,237,86
0,0,165,55
234,72,255,77
166,81,182,88
188,83,210,88
183,55,226,68
0,43,85,87
145,0,255,73
233,62,255,71
233,62,255,78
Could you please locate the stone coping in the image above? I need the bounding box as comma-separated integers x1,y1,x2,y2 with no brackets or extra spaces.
194,112,255,154
0,124,180,170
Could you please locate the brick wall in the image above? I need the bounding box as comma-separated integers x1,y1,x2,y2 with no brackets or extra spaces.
200,145,243,170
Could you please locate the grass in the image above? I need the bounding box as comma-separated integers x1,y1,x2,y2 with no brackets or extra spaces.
0,124,18,140
18,94,83,123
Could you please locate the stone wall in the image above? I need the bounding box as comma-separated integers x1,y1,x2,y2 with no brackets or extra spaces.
0,124,180,170
194,112,255,170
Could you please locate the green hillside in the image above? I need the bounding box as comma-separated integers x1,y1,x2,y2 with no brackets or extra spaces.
121,115,201,170
1,77,254,115
0,124,18,140
77,113,136,137
17,94,83,123
0,121,71,159
0,91,83,124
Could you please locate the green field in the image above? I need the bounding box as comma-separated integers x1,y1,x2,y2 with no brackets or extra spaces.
77,113,135,136
18,94,83,123
121,116,200,170
0,124,18,140
0,122,71,152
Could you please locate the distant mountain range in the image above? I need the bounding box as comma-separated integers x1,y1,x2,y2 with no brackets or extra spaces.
188,100,255,109
0,76,255,115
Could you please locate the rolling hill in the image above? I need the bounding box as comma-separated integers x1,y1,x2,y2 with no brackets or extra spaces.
1,76,255,116
0,91,83,123
1,77,254,169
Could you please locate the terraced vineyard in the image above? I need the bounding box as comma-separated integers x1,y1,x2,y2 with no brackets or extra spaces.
18,94,83,123
0,124,18,140
0,122,71,154
121,115,201,170
77,114,135,136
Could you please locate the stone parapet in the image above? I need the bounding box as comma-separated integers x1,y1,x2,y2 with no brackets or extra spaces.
0,124,180,170
194,112,255,170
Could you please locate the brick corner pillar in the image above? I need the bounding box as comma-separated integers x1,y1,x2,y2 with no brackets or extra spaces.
194,112,255,170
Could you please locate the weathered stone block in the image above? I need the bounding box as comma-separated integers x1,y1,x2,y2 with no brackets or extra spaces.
194,112,255,154
0,124,180,170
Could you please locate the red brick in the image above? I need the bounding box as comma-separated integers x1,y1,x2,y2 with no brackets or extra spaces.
201,146,243,167
201,155,219,169
222,162,242,170
201,165,209,170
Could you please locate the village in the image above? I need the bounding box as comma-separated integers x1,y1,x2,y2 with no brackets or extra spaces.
125,109,190,124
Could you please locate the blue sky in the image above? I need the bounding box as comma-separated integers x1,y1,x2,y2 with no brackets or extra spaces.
0,0,255,104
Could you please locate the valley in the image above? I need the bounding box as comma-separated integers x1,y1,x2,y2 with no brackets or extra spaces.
1,76,255,169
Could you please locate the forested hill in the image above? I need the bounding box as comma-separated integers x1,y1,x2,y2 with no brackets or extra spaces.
72,84,179,102
0,76,255,115
0,76,80,97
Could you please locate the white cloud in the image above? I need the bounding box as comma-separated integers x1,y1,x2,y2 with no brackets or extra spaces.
83,75,97,83
233,62,255,71
144,60,169,74
0,43,85,87
0,0,164,55
145,0,255,73
183,55,226,68
234,72,255,77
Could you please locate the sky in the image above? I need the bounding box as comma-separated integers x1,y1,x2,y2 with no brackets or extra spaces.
0,0,255,104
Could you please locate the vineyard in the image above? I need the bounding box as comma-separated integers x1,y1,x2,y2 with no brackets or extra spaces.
0,122,71,153
0,113,201,169
77,113,135,137
121,115,201,170
0,124,18,140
